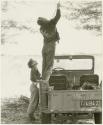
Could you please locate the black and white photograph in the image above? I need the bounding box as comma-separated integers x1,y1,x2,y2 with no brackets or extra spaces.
1,0,102,124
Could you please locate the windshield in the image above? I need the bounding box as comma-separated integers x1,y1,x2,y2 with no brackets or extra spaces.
53,59,93,70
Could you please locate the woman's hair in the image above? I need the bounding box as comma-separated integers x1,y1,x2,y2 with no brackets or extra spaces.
28,59,33,68
28,58,37,68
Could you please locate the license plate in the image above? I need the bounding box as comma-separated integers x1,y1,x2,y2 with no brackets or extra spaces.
80,100,101,107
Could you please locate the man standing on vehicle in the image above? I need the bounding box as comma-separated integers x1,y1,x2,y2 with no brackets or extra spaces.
37,2,61,81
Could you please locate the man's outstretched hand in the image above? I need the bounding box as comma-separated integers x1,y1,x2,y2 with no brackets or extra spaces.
57,2,60,9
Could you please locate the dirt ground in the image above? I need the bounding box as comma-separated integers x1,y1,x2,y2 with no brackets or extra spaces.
1,95,95,124
1,96,41,124
1,96,66,124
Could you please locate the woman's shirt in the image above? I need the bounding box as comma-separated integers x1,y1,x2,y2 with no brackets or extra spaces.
30,68,41,82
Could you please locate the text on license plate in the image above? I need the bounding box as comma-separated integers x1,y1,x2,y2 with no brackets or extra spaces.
80,100,101,107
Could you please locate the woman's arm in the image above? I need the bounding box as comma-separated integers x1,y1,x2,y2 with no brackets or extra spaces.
30,70,37,82
37,70,41,80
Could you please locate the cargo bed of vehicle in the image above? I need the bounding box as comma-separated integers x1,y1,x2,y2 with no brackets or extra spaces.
43,89,102,113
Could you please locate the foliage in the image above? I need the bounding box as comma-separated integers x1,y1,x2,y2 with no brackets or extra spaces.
62,1,102,32
1,0,102,44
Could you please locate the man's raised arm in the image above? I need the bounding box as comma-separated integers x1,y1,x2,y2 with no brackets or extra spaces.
50,2,61,25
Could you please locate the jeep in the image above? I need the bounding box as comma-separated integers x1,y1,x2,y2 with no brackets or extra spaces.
39,55,102,124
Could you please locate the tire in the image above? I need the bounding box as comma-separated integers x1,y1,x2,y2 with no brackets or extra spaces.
41,112,51,124
94,113,102,124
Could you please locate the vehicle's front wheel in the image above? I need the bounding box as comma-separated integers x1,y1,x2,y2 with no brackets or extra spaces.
41,112,51,124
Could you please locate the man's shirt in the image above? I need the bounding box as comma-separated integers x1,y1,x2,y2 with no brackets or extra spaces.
40,9,61,43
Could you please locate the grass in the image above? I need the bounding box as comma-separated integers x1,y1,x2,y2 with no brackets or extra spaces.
1,95,41,124
1,95,95,124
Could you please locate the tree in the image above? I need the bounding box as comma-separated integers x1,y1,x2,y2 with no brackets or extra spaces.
61,0,102,34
